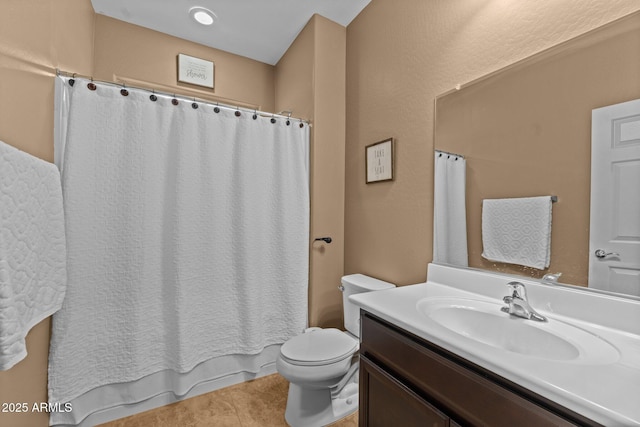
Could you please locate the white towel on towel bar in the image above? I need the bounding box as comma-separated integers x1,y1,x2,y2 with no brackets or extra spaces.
481,196,552,270
0,140,67,370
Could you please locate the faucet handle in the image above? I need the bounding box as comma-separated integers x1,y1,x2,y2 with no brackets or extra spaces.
506,281,527,299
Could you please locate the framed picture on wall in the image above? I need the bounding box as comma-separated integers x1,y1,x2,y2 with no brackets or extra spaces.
177,54,215,89
366,138,394,183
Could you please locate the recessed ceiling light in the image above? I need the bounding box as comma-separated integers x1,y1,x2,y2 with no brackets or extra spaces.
189,7,216,26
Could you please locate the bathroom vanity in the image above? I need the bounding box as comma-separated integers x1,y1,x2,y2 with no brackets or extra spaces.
359,313,596,426
350,264,640,426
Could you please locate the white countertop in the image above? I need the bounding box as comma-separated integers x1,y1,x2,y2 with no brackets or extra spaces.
349,264,640,426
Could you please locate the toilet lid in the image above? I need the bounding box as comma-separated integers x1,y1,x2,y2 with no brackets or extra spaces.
281,328,358,366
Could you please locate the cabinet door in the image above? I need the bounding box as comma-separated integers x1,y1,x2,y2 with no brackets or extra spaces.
360,355,450,427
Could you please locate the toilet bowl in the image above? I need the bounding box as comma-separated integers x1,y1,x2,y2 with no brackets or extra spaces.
277,274,395,427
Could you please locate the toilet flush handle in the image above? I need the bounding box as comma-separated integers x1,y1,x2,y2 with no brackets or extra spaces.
314,237,332,244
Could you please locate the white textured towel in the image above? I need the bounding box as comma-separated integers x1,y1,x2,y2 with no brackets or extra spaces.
481,196,552,270
0,140,67,370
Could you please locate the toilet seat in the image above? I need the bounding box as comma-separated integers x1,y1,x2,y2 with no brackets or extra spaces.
280,328,358,366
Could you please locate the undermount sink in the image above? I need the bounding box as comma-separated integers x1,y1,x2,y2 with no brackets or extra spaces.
416,297,619,364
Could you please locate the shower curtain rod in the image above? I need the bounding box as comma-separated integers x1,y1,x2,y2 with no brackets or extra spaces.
55,69,311,125
435,149,464,159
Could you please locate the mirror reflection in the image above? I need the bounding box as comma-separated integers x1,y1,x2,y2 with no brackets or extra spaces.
434,12,640,298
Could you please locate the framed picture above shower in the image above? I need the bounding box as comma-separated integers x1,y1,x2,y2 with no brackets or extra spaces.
366,138,394,183
177,53,215,89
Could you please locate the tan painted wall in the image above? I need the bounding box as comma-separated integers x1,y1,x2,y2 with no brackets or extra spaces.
0,5,276,427
276,15,347,328
345,0,640,286
93,15,275,111
0,0,95,160
435,14,640,286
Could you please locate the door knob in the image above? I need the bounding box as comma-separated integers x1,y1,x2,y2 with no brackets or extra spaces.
594,249,620,259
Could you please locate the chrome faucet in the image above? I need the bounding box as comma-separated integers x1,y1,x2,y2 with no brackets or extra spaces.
501,282,547,322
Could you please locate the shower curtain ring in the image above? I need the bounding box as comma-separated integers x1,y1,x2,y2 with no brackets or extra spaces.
150,89,157,102
192,98,199,109
252,109,258,120
214,103,220,113
235,107,241,117
171,94,179,106
270,114,276,124
120,83,129,97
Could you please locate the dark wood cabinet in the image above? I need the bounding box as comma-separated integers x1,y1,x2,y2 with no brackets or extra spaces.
360,356,449,427
359,312,602,427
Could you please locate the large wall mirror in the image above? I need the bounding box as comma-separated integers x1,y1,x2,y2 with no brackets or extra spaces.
434,11,640,298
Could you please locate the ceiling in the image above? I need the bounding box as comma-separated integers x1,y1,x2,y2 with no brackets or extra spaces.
91,0,371,65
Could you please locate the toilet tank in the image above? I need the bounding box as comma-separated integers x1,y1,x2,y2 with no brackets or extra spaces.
341,274,395,337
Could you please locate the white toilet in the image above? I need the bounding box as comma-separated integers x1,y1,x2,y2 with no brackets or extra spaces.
276,274,395,427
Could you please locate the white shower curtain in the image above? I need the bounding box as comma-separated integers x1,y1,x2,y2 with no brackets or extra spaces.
433,151,468,266
50,77,309,426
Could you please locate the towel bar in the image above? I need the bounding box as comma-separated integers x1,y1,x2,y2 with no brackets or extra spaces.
482,196,557,205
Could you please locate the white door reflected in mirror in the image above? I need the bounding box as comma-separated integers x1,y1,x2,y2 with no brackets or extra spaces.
589,99,640,296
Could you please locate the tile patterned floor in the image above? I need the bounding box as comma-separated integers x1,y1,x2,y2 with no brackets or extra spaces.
98,373,358,427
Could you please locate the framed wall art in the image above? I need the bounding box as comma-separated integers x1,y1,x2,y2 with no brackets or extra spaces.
366,138,394,183
177,53,215,89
